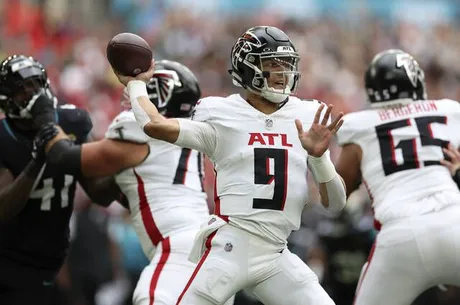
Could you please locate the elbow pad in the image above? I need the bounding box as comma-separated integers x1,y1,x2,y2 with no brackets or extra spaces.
324,174,347,213
47,139,82,176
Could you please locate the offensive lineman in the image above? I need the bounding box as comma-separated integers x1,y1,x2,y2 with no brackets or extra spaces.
336,49,460,305
33,60,234,304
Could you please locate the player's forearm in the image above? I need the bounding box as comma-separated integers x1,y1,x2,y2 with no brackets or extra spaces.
309,154,347,213
0,160,44,221
127,80,180,143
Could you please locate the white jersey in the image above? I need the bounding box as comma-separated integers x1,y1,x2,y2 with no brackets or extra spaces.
175,94,329,247
105,111,209,260
336,99,460,225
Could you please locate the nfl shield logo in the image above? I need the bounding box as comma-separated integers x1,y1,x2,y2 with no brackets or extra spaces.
224,242,233,252
265,118,273,129
208,217,216,225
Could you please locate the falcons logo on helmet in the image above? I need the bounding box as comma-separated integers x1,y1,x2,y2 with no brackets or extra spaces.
231,31,264,69
396,53,424,88
147,70,182,108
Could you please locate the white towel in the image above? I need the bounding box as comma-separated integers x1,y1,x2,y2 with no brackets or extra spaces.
188,215,227,263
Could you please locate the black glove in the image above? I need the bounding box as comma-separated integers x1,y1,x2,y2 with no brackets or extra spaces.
28,90,56,126
32,122,59,162
453,168,460,189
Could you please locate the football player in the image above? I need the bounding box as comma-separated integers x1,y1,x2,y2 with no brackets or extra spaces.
113,26,346,305
335,49,460,305
0,55,119,305
32,60,234,305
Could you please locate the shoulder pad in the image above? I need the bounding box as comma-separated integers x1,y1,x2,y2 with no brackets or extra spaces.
105,111,149,143
436,99,460,112
335,111,370,146
191,96,221,122
57,107,93,140
294,98,330,124
296,97,321,104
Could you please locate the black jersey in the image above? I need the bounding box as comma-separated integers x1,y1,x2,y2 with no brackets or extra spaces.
0,106,92,272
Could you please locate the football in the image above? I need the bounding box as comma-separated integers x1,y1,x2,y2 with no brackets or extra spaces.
106,32,152,77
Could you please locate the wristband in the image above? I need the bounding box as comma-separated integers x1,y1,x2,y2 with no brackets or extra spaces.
308,153,337,183
127,80,151,128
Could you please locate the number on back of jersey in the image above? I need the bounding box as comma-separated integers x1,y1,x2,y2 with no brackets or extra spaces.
30,175,74,210
376,115,448,176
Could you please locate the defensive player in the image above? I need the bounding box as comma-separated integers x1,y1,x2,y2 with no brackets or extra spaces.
115,26,346,305
0,55,118,305
335,49,460,305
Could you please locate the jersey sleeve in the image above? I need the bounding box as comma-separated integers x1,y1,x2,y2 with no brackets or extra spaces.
175,97,217,158
335,113,359,146
190,98,212,122
105,111,150,143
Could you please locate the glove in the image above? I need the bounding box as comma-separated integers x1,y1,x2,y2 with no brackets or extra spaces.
26,90,56,126
32,123,59,162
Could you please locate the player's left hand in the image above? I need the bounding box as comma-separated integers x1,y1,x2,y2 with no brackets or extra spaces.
113,60,155,86
295,104,344,157
32,122,59,162
440,144,460,176
26,89,56,127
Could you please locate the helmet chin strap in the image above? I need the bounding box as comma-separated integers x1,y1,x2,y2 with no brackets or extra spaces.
261,87,291,104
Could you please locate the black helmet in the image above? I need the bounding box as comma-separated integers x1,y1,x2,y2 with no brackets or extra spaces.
146,60,201,118
365,49,426,107
229,26,300,104
0,54,52,118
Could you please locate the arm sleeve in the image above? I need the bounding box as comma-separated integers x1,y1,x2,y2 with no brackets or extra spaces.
174,98,218,158
175,119,217,158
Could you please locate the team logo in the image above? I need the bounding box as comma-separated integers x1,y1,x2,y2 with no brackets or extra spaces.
396,53,423,87
224,242,233,252
232,30,264,68
239,31,262,53
265,118,273,129
146,70,182,108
